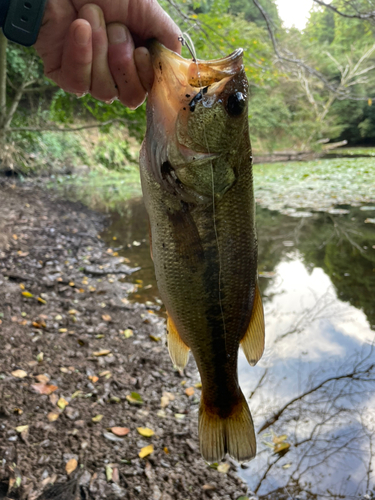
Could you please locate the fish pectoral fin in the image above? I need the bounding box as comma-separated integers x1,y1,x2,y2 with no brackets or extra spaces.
199,390,256,463
167,314,190,370
240,283,265,366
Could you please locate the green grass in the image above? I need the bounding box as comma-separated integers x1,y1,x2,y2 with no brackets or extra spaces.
324,147,375,157
254,157,375,212
51,168,142,212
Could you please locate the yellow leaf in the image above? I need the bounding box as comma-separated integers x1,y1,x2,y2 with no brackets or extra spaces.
185,387,195,397
57,398,69,410
71,390,83,399
126,392,143,405
15,425,29,433
194,382,202,389
273,434,288,444
69,282,75,287
19,283,25,290
93,350,111,357
92,414,103,423
88,375,99,383
12,370,27,378
149,335,161,342
65,458,78,475
36,352,44,363
368,98,373,106
217,463,230,474
37,297,47,304
60,367,69,373
164,447,169,454
48,412,59,422
139,444,154,459
102,314,112,322
69,309,78,315
274,442,290,454
137,427,155,437
22,292,33,298
123,329,133,338
105,465,113,482
59,328,67,333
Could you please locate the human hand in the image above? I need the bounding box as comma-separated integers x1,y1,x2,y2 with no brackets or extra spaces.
34,0,181,108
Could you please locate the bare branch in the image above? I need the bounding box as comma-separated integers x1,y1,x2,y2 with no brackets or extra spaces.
8,118,128,133
313,0,375,20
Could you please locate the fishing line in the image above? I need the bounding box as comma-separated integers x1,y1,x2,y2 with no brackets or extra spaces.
179,33,229,355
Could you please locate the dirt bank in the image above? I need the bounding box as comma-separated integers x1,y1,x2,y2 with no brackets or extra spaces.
0,179,250,500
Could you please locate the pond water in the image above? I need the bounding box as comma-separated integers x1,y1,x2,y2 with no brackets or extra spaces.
101,199,375,499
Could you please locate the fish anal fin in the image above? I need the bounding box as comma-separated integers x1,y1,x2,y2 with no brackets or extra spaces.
199,390,256,463
241,283,265,366
167,314,190,370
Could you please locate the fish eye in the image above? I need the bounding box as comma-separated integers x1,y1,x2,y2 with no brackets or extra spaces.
226,92,246,116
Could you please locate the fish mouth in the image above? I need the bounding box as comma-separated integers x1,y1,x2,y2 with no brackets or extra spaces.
146,40,244,135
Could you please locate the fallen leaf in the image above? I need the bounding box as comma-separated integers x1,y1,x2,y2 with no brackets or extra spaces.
92,414,103,423
22,291,33,298
99,371,111,377
137,427,155,437
217,463,230,474
65,459,78,475
283,463,292,469
105,465,113,482
112,467,119,484
160,396,170,408
55,314,63,321
185,387,195,397
12,370,27,379
273,434,288,444
122,329,133,338
13,408,23,415
163,447,169,454
88,375,99,383
139,444,154,459
35,374,49,384
93,350,111,357
194,382,202,389
19,284,25,290
149,334,161,342
102,314,112,322
202,485,216,491
37,297,47,305
111,427,130,437
57,398,69,410
71,390,83,399
36,352,44,363
48,412,60,422
69,309,78,315
126,392,143,405
50,393,59,405
69,282,75,287
274,442,290,454
32,383,58,395
59,328,67,333
15,425,29,433
174,413,186,420
60,367,69,374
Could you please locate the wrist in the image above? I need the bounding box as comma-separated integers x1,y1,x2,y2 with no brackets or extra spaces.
2,0,48,46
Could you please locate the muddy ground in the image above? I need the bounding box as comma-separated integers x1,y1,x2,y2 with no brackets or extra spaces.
0,179,250,500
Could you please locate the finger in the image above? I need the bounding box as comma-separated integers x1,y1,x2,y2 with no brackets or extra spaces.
107,24,146,110
59,19,93,94
134,47,154,93
79,4,117,102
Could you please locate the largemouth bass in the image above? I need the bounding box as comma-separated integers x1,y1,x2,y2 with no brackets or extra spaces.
140,41,265,463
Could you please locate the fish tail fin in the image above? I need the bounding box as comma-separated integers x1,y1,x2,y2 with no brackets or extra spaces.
198,390,256,463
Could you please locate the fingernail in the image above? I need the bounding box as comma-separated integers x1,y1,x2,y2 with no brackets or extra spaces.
75,92,88,99
74,24,91,46
108,24,127,45
84,5,101,31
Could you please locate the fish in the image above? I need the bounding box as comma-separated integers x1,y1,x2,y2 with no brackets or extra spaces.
139,40,265,463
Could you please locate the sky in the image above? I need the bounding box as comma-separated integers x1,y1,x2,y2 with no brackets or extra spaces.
276,0,315,30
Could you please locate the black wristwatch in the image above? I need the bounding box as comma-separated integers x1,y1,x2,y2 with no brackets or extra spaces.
1,0,47,46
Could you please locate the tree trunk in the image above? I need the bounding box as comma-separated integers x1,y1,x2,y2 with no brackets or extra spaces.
0,30,7,140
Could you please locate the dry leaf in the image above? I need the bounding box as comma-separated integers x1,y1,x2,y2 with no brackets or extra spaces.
22,292,33,298
194,382,202,389
126,392,143,405
111,427,130,437
48,412,60,422
92,414,103,423
105,465,113,482
88,375,99,383
35,374,50,384
274,442,290,454
149,335,161,342
15,425,29,433
12,370,27,379
50,393,59,405
217,463,230,474
36,352,44,363
139,445,154,459
65,459,78,475
102,314,112,322
185,387,195,397
57,398,69,410
93,350,111,357
137,427,154,437
31,383,58,395
60,367,69,374
273,434,288,444
122,329,133,338
37,297,47,304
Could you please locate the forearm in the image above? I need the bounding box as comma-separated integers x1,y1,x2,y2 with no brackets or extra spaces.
0,0,47,46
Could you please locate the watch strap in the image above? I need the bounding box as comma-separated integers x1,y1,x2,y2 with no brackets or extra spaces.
3,0,47,46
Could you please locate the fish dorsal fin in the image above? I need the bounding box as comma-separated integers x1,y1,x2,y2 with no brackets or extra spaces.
167,314,190,370
240,284,265,366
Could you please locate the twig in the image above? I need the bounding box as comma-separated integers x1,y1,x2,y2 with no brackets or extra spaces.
313,0,375,20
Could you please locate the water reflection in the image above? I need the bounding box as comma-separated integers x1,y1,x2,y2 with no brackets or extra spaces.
101,201,375,499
